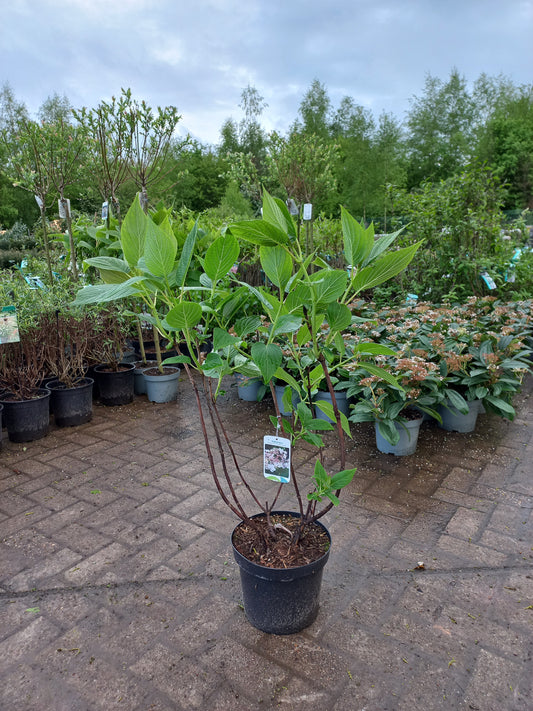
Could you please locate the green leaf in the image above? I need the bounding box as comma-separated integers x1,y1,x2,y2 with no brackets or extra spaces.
484,395,516,418
121,195,147,268
144,218,177,278
363,227,404,266
234,315,262,338
351,242,422,293
314,400,352,437
341,207,374,267
204,233,239,283
296,324,311,347
330,468,357,490
445,389,469,414
377,418,400,445
71,278,146,305
260,245,292,290
174,220,198,286
274,367,303,398
165,301,203,330
213,327,239,350
326,302,352,332
309,269,348,305
353,342,398,356
359,362,404,390
230,219,289,246
262,189,293,235
271,315,302,337
251,342,283,383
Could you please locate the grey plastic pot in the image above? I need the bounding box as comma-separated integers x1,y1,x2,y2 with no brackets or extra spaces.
313,389,350,423
274,383,301,416
374,416,423,456
143,367,180,403
438,399,480,433
234,373,262,402
133,360,158,395
232,511,331,635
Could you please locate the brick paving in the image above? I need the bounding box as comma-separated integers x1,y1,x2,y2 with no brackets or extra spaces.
0,374,532,711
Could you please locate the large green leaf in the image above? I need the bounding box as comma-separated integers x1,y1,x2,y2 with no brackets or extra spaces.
271,315,302,337
71,278,146,305
212,327,239,350
309,269,348,305
174,221,198,287
230,219,289,247
273,367,303,397
262,189,292,235
251,342,282,383
341,207,374,267
121,195,147,268
326,302,352,332
359,362,404,390
234,315,262,338
204,233,239,283
165,301,203,330
260,245,292,290
144,218,177,278
351,242,422,293
362,227,404,267
84,256,132,284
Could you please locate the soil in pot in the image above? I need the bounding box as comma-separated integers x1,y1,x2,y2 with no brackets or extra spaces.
232,512,331,635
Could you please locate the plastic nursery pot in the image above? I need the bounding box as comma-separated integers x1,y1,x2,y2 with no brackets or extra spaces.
232,511,331,635
142,366,180,403
0,389,51,443
374,416,423,456
313,389,350,424
93,363,135,406
234,373,263,402
133,360,158,395
46,378,94,427
274,382,301,416
438,399,480,433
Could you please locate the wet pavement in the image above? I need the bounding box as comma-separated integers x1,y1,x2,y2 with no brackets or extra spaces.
1,374,532,710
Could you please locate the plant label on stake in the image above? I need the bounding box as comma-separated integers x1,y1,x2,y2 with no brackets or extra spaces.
101,201,109,220
0,306,20,344
303,203,313,221
263,435,291,483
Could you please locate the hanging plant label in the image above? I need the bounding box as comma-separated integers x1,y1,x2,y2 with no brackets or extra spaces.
263,435,291,483
0,306,20,344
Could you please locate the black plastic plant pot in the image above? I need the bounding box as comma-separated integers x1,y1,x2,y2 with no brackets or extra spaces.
46,378,94,427
0,389,51,443
231,511,331,635
93,363,135,406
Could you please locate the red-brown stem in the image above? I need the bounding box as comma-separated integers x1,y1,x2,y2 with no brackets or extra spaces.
207,378,264,512
182,362,246,521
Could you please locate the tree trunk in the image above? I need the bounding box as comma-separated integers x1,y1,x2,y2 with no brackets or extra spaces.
61,198,78,281
40,205,53,284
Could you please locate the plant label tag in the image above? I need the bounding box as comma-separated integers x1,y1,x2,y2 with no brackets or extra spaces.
303,203,313,221
101,201,109,220
58,198,71,218
263,435,291,483
0,306,20,344
480,271,497,290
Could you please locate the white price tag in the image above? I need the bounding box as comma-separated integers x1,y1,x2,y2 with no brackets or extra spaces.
263,435,291,483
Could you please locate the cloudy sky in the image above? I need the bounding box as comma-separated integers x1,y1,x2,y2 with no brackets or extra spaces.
2,0,532,145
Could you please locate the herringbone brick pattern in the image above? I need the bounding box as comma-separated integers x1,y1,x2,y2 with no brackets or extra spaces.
1,375,532,710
